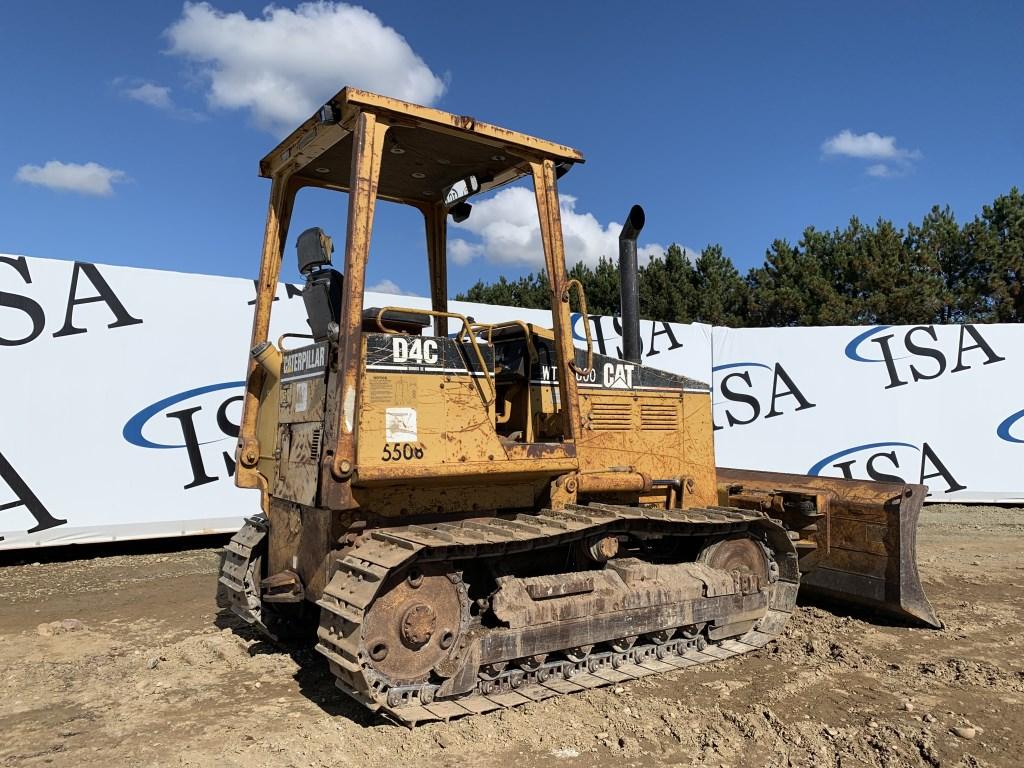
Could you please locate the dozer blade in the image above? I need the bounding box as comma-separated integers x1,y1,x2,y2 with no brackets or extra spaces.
717,467,940,628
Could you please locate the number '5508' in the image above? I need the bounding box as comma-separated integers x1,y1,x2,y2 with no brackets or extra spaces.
381,443,425,461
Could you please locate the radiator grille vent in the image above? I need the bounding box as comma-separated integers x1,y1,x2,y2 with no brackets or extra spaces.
589,400,632,431
641,403,679,431
310,427,323,460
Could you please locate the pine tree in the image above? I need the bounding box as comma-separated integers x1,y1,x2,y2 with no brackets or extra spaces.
455,188,1023,328
850,218,943,324
967,187,1024,322
457,272,551,309
690,245,748,326
907,206,986,322
639,244,697,324
747,231,853,326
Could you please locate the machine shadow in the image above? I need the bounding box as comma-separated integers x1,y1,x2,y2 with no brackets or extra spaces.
213,607,386,727
795,591,944,629
0,533,232,566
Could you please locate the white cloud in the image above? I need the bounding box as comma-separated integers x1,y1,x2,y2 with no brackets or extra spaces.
124,82,174,110
165,2,446,133
367,278,417,296
114,77,204,120
15,161,129,197
821,130,921,177
449,238,483,266
450,186,666,269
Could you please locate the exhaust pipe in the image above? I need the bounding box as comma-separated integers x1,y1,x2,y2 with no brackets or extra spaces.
618,205,645,364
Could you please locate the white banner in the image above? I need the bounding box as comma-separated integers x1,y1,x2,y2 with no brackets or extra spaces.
710,324,1023,502
2,255,1020,549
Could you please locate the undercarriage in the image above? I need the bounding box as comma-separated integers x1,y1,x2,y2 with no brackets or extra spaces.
221,503,799,725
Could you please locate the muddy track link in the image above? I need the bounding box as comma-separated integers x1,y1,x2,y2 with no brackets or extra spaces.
218,515,268,631
315,504,800,726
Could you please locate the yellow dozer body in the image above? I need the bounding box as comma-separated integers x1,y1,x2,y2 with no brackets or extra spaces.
219,88,937,726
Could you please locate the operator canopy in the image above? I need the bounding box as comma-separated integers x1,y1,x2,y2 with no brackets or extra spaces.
260,88,584,211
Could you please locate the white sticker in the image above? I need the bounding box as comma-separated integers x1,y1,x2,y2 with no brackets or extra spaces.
294,381,309,413
343,389,356,432
385,407,418,442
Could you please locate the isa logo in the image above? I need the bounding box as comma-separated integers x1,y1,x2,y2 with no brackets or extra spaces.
123,382,244,490
997,408,1024,444
712,361,815,431
808,441,965,495
845,324,1004,390
570,313,685,360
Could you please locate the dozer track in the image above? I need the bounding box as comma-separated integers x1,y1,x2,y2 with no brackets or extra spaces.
314,503,800,726
218,515,269,631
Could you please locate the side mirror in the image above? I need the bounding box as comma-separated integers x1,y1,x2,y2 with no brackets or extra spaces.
443,175,480,206
296,227,334,276
450,201,472,223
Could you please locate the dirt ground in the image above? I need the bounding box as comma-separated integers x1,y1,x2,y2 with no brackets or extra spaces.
1,505,1021,768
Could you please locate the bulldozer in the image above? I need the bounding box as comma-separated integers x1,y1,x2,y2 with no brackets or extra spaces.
219,88,938,725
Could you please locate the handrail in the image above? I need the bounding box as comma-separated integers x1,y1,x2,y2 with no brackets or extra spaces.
278,332,315,351
464,320,539,368
564,278,593,377
374,306,495,405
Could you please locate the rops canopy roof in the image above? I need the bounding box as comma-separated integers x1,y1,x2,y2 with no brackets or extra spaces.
259,88,585,207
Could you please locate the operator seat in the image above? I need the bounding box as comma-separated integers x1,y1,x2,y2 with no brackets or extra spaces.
490,325,533,440
361,308,430,335
297,227,342,342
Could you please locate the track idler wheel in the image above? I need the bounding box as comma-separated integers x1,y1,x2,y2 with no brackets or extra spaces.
698,534,771,591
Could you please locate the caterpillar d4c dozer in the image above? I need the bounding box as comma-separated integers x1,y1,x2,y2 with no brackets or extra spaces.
220,88,938,726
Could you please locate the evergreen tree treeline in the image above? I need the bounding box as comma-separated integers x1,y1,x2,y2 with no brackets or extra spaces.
456,188,1024,326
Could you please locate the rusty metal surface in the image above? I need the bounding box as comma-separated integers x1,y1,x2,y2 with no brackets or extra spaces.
331,112,389,485
717,466,939,628
260,87,584,184
218,515,268,629
504,442,577,460
274,353,329,506
697,535,770,592
424,202,449,338
574,471,650,494
487,556,748,645
314,502,799,725
360,566,466,684
236,175,297,489
262,569,305,603
481,591,767,665
531,158,581,441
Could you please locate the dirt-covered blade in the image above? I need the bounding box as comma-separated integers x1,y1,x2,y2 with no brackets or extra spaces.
717,467,940,628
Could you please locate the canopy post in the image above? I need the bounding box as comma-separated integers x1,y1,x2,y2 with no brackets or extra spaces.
329,110,389,488
237,173,297,481
531,158,580,440
425,202,449,337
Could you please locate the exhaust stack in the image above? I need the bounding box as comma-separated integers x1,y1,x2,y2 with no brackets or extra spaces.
618,205,646,364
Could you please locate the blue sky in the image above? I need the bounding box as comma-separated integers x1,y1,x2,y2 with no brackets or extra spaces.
2,1,1021,296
